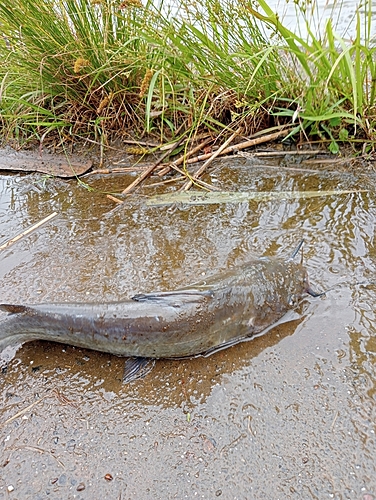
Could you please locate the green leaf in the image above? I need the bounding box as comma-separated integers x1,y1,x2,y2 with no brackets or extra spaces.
338,128,349,141
328,141,339,154
146,190,367,207
329,117,341,127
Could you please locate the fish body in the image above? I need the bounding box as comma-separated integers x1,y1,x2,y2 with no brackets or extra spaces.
0,257,311,359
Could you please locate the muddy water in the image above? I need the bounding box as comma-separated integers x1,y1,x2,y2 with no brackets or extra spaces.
0,157,375,499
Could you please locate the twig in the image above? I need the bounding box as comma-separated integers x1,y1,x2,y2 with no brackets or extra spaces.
1,396,47,427
331,410,339,431
99,134,105,168
106,194,124,204
237,149,327,157
181,127,242,191
301,158,350,165
121,136,186,195
162,161,222,191
182,127,293,166
0,212,58,251
11,446,64,468
146,175,221,191
247,415,254,436
82,165,154,177
52,388,79,408
145,175,186,187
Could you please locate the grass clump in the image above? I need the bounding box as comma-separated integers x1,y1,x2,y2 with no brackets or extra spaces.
249,0,376,152
0,0,375,152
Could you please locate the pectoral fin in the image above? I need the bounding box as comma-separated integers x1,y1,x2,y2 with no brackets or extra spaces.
122,357,155,384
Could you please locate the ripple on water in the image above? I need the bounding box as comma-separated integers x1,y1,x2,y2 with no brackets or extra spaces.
0,160,375,498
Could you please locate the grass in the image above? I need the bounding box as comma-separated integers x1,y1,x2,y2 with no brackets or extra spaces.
0,0,375,152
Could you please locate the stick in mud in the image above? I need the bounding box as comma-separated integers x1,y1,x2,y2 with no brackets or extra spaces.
180,127,242,191
157,136,213,177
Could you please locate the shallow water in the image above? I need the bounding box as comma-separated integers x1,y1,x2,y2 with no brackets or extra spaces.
0,156,375,499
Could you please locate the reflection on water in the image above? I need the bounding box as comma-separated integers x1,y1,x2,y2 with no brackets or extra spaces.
267,0,376,39
0,158,375,498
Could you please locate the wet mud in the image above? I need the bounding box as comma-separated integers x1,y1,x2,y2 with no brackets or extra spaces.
0,155,375,499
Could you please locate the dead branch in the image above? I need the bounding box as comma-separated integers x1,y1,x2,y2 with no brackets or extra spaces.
181,127,242,191
121,136,186,195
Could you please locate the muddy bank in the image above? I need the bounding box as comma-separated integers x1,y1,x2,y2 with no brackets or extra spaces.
0,155,375,499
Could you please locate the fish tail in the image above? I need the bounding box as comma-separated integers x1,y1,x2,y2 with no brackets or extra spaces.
0,304,29,314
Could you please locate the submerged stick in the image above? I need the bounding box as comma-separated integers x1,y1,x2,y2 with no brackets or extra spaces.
106,194,123,204
0,212,58,251
1,395,48,427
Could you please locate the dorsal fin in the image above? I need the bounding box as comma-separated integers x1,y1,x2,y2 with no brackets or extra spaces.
132,290,212,306
0,304,29,314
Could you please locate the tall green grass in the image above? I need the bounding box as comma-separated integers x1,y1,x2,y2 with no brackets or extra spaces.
249,0,376,151
0,0,375,149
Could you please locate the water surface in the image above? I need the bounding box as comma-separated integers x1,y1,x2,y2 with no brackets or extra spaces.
0,156,375,499
266,0,376,39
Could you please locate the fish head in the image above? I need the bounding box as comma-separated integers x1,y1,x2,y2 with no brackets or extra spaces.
286,263,321,307
286,266,308,307
240,260,313,336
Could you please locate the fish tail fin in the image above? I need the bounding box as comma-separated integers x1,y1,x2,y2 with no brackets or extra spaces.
0,304,29,314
